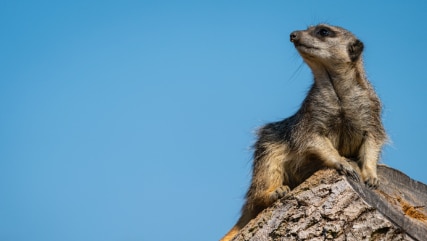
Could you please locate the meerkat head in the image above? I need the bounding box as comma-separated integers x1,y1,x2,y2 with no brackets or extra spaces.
290,24,364,66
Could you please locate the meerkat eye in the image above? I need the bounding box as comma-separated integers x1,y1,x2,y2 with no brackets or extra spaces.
318,28,330,37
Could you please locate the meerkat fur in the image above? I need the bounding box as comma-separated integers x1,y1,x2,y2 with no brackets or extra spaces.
220,24,387,241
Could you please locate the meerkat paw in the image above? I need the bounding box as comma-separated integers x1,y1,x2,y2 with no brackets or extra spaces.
336,161,360,182
362,170,379,188
269,185,290,203
364,176,379,188
361,166,379,188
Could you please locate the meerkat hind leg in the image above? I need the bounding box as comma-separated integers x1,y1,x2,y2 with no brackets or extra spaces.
269,185,290,203
254,141,292,205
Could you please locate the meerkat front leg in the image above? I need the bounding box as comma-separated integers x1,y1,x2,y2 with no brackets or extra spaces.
306,135,360,182
358,133,382,187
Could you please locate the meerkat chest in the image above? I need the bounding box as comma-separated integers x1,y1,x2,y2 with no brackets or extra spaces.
329,112,365,157
329,92,371,156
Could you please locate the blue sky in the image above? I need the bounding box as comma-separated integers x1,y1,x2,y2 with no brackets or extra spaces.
1,1,427,241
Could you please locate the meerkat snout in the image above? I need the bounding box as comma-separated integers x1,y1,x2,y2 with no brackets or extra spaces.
290,31,299,42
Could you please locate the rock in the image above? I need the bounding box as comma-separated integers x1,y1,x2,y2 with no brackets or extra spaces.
231,166,427,241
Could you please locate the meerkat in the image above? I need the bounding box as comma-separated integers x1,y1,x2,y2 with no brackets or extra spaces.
220,24,387,241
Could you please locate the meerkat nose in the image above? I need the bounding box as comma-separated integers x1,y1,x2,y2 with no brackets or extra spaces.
290,31,299,42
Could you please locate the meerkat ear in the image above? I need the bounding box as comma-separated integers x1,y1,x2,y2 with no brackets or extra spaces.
348,39,364,62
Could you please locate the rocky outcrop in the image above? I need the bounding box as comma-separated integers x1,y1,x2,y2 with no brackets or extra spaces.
231,166,427,241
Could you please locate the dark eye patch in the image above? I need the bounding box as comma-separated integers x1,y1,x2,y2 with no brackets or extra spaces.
313,26,336,38
318,28,330,37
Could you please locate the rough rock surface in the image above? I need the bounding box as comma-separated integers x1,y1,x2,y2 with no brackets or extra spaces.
231,166,427,241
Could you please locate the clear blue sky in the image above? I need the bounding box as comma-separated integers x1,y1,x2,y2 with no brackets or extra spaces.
1,1,426,241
